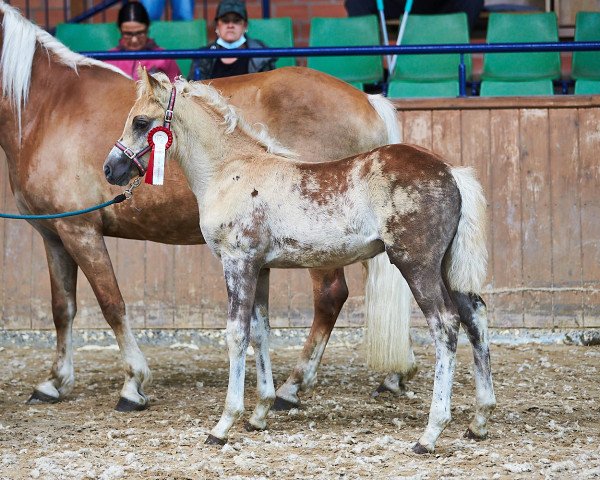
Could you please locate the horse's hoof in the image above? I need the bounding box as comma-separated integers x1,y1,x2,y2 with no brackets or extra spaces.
371,383,404,398
205,434,227,446
464,428,487,441
27,390,60,405
412,442,432,455
271,396,299,411
244,421,265,432
115,397,147,412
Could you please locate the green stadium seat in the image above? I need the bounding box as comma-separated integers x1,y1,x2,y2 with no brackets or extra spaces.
308,15,384,90
388,13,471,99
572,12,600,94
388,80,459,98
247,17,295,68
149,19,207,76
480,79,554,96
55,22,120,52
574,79,600,95
480,12,560,96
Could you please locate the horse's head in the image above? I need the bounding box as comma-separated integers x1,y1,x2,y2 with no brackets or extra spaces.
104,68,175,186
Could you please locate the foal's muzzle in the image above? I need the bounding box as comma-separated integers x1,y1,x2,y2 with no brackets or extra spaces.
104,147,138,186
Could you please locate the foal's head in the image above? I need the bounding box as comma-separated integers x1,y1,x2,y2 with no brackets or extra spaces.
104,68,175,186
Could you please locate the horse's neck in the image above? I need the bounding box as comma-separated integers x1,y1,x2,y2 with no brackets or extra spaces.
0,45,75,159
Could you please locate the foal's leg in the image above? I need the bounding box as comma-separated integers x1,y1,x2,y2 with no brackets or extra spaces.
28,235,77,403
451,292,496,440
207,258,259,445
55,222,150,411
246,269,276,431
388,255,460,454
274,267,348,409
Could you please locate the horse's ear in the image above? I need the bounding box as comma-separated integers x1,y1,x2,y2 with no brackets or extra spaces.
138,66,161,97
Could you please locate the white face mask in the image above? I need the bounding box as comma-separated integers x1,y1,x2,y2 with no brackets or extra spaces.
216,35,247,49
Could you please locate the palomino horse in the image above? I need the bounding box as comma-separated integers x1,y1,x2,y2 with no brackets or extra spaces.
104,72,496,453
0,2,414,410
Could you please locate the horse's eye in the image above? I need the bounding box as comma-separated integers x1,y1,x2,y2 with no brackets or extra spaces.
132,116,150,131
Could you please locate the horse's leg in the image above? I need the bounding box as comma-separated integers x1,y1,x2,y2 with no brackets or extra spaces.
55,222,150,411
206,258,259,445
246,268,276,431
28,234,77,404
451,291,496,440
364,254,417,398
273,267,348,410
371,372,409,398
387,254,460,454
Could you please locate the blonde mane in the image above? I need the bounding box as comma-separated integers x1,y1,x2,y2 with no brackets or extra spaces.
172,77,298,159
0,1,126,137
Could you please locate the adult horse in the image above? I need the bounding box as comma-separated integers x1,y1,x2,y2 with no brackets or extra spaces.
0,2,414,411
104,72,496,453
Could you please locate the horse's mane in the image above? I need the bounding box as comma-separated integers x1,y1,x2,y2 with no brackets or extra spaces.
0,1,126,137
171,76,298,159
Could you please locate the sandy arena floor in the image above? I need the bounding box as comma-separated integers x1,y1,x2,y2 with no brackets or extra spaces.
0,341,599,479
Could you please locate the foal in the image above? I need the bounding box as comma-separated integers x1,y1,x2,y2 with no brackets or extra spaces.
104,72,496,454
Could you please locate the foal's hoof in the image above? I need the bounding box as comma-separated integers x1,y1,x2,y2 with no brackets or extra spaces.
205,434,227,446
464,428,487,441
271,396,299,411
412,442,432,455
115,397,148,412
27,390,60,405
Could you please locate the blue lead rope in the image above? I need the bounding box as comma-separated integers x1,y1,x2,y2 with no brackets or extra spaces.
0,194,128,220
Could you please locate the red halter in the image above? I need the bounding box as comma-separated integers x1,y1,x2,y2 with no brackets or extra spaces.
114,87,176,178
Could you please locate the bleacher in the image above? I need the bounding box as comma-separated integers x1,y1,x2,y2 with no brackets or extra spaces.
51,1,600,98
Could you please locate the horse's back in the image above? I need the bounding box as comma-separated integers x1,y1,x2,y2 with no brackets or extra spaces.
208,67,389,161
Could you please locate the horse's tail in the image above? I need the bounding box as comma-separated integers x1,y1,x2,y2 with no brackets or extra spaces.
363,94,415,375
447,166,488,293
368,94,401,143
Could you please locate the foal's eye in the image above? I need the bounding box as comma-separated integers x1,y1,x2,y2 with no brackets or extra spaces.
132,116,150,131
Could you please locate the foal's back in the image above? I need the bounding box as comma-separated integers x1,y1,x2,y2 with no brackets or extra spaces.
204,144,461,269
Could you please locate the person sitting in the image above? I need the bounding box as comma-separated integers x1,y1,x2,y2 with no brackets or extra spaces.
188,0,276,80
345,0,484,31
105,1,181,81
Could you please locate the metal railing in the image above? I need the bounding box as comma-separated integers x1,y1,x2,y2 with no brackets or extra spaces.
87,41,600,97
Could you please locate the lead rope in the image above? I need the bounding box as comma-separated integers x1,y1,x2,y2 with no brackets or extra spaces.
0,178,142,220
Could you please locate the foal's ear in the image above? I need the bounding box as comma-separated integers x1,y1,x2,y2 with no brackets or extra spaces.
138,66,161,97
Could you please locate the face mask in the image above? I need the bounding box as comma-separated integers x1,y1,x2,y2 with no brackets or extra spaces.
216,34,247,49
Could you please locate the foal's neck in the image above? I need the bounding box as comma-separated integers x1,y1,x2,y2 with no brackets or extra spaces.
175,97,274,195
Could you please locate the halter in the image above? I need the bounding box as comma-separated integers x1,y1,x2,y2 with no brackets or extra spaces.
114,87,177,177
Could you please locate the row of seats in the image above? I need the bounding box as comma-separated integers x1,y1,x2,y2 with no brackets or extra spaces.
55,12,600,97
55,17,294,77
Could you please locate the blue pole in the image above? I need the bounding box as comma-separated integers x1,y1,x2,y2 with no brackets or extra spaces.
458,53,466,97
262,0,270,19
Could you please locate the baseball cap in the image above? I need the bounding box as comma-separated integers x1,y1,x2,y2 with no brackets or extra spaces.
215,0,248,21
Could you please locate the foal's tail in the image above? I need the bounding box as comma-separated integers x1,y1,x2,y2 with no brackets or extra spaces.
363,95,415,375
447,167,488,293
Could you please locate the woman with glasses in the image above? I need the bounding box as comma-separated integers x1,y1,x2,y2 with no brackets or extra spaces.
105,1,181,81
188,0,276,80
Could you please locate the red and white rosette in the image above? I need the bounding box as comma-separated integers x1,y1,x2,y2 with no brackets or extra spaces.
145,126,173,185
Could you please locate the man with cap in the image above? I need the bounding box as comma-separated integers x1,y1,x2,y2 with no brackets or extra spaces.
188,0,276,80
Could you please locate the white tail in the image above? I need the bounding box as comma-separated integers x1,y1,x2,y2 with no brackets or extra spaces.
363,94,415,373
447,167,488,293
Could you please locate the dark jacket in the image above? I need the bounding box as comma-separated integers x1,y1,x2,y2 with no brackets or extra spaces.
187,37,276,80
